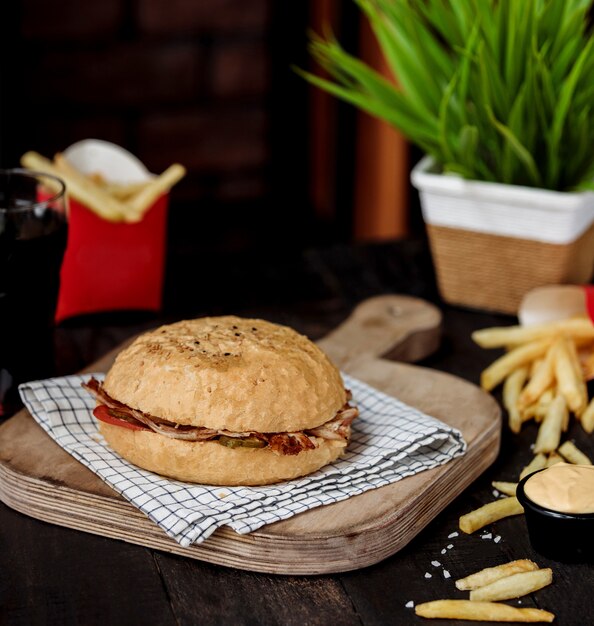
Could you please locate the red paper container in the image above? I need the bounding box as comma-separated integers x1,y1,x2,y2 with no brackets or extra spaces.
55,194,167,322
53,139,168,322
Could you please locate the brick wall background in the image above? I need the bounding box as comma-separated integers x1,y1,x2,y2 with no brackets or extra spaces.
1,0,326,261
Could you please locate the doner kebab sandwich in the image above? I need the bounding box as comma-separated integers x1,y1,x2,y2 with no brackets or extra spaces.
83,316,358,485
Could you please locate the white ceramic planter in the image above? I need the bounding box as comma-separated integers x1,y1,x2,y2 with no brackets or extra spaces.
411,156,594,244
410,157,594,314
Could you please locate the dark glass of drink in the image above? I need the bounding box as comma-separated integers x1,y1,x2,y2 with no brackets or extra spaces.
0,169,67,418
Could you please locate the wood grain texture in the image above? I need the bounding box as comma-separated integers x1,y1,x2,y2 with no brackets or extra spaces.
0,295,501,575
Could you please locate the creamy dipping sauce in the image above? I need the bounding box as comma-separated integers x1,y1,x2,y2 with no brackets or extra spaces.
524,463,594,514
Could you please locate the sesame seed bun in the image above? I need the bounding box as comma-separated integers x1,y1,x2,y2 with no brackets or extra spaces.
103,316,347,433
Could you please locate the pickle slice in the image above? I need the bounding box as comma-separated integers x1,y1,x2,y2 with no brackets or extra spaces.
217,435,266,449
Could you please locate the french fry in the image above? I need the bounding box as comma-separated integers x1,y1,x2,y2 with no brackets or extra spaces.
53,152,132,221
503,366,529,433
17,160,63,195
545,452,564,467
125,163,186,222
581,397,594,434
530,358,543,376
481,339,552,392
101,180,149,201
491,481,518,497
22,150,185,225
558,440,592,465
564,336,589,415
455,559,538,591
519,453,547,480
553,337,587,415
520,402,539,424
21,151,127,221
459,497,524,534
415,600,554,622
537,388,555,420
518,345,555,408
472,317,594,349
88,171,107,185
533,395,566,454
561,401,570,432
580,350,594,381
469,568,553,602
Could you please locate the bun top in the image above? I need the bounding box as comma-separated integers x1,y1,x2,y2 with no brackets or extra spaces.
103,316,346,432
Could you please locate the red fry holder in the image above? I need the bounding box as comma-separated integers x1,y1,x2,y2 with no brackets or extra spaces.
51,139,168,322
55,194,167,322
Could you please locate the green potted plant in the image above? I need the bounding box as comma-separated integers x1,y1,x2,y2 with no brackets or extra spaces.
300,0,594,313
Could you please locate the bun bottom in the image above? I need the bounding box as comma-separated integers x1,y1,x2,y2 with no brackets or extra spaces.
98,423,347,486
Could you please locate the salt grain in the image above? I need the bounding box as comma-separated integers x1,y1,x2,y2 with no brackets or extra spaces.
447,532,459,539
481,533,492,540
441,548,447,555
405,601,414,608
431,560,441,567
425,572,432,579
492,489,500,498
447,544,454,549
443,570,451,579
494,535,501,543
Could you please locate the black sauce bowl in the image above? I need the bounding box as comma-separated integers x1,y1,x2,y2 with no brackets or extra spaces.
517,469,594,563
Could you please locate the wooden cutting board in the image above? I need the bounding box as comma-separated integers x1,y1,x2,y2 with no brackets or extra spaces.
0,295,500,575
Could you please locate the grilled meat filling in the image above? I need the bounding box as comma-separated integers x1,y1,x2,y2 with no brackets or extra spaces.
83,378,357,456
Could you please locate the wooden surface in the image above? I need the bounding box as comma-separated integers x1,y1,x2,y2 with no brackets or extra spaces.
1,241,593,625
0,295,500,574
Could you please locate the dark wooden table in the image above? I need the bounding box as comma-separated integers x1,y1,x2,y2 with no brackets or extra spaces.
1,240,592,625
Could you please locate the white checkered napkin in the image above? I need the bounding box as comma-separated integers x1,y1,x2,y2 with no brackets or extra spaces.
19,373,466,547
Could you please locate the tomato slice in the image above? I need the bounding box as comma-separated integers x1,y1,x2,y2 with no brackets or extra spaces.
93,405,148,431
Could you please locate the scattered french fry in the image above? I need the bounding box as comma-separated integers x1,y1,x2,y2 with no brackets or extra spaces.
534,395,566,454
475,316,594,498
455,559,538,591
537,388,555,420
472,318,594,349
459,497,524,534
545,452,564,467
519,345,555,408
558,440,592,465
503,366,529,433
530,358,543,376
481,339,552,392
491,481,518,496
519,453,547,480
581,350,594,380
520,402,539,424
415,600,554,622
469,568,553,602
580,396,594,434
553,337,587,415
564,336,589,415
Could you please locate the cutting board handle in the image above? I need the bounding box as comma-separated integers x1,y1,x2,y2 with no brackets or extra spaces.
316,295,442,369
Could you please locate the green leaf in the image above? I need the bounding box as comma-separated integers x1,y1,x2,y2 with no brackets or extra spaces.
547,37,594,186
295,68,439,148
302,0,594,190
486,105,543,186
